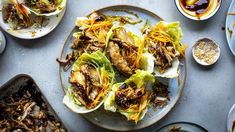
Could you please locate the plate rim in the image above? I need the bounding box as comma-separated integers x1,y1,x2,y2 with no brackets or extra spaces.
58,4,187,131
225,0,235,56
0,4,67,39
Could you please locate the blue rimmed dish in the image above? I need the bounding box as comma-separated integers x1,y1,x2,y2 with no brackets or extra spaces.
225,0,235,56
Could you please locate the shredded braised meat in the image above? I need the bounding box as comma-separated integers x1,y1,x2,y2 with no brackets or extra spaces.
0,80,66,131
148,41,180,73
168,126,181,132
70,64,102,109
72,12,111,56
24,0,60,13
57,12,112,70
150,81,169,108
2,3,31,30
72,30,105,56
115,83,146,109
56,51,78,71
2,2,49,30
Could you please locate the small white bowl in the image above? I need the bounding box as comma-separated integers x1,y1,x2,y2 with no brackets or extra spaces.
175,0,222,21
192,38,220,66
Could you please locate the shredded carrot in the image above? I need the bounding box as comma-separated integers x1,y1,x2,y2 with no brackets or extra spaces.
76,18,113,46
89,71,110,108
123,90,149,124
145,23,186,57
15,3,31,26
130,37,143,69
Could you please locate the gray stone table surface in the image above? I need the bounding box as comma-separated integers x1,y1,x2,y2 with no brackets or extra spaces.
0,0,234,132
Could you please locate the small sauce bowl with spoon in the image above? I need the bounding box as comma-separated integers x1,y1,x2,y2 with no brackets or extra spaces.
175,0,222,20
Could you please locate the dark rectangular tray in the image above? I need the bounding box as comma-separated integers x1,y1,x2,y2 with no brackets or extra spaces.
0,74,67,131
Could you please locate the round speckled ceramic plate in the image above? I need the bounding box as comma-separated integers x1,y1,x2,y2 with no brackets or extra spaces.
156,122,208,132
59,5,187,131
226,0,235,56
0,1,66,39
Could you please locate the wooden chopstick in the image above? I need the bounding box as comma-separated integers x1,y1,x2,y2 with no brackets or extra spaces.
228,12,235,15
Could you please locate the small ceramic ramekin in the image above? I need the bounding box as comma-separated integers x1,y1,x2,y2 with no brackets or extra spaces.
175,0,222,21
192,38,220,66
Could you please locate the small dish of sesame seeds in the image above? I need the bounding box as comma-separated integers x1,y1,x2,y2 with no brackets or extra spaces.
192,38,220,66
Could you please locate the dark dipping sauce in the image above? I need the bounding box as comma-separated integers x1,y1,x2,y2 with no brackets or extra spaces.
180,0,210,15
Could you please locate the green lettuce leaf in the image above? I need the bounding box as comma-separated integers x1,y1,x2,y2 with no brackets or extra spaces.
142,21,185,78
125,70,155,88
156,21,186,56
140,52,155,73
104,70,155,122
140,52,180,78
72,51,114,78
64,51,115,113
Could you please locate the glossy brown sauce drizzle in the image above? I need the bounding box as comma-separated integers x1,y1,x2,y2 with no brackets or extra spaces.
180,0,210,19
